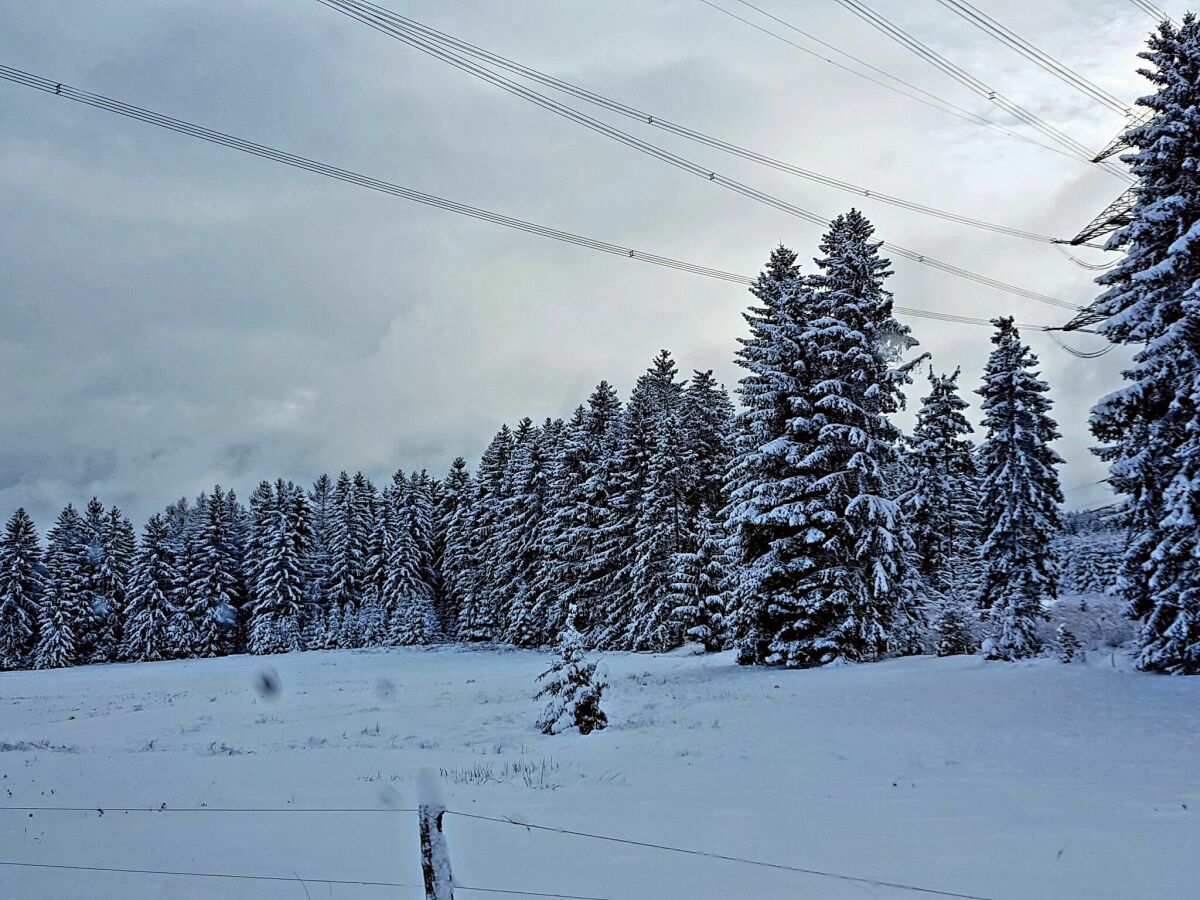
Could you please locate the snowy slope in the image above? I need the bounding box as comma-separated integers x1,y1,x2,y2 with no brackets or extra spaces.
1,644,1198,899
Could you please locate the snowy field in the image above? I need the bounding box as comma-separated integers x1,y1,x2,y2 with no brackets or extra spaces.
2,639,1199,900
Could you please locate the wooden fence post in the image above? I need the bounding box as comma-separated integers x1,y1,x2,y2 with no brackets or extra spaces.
418,768,454,900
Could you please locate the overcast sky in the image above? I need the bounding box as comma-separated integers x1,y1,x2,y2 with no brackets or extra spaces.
0,0,1175,528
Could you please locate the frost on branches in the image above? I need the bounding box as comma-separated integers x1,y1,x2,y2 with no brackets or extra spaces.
534,613,607,736
976,318,1063,661
1086,15,1200,675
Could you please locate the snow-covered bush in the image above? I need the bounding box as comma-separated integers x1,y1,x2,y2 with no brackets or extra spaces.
535,618,607,736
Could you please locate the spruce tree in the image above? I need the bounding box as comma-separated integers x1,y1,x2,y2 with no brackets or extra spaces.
728,217,920,668
498,422,558,647
248,481,311,654
1086,16,1200,674
681,369,735,519
184,486,244,657
121,514,182,662
35,505,89,669
556,382,625,643
0,508,43,670
670,511,731,652
457,426,514,640
306,474,336,636
903,368,980,596
436,458,474,638
534,610,608,736
976,317,1063,661
724,244,809,663
325,471,367,619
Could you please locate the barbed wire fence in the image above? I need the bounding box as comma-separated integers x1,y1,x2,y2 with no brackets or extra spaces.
0,795,1000,900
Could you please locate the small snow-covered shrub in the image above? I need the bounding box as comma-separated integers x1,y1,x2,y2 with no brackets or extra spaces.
535,618,607,736
1055,624,1084,663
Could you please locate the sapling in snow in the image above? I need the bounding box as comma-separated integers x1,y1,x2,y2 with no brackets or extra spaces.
534,614,607,735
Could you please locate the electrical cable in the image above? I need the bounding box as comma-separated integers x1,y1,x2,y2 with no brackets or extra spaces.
320,0,1085,312
931,0,1129,114
325,0,1066,245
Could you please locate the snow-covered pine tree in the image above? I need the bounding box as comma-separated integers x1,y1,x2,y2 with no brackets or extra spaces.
305,474,336,640
325,472,367,627
91,505,135,663
457,426,514,640
669,510,731,652
534,610,608,735
35,505,89,669
542,384,619,643
800,211,922,661
76,497,110,662
596,351,694,650
498,421,560,647
248,481,311,654
976,317,1063,661
724,244,812,663
435,458,473,638
121,514,182,662
360,493,392,647
1086,16,1200,675
1055,623,1084,664
384,484,439,646
728,217,921,668
681,369,735,519
183,486,244,657
0,508,42,670
405,470,439,612
902,368,981,598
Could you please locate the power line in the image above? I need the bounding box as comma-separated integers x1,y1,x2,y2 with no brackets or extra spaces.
826,0,1133,182
699,0,1088,166
1129,0,1174,25
0,64,750,285
323,1,1064,245
445,810,997,900
321,0,1084,312
930,0,1129,114
0,860,418,890
0,66,1091,341
0,805,418,813
0,860,608,898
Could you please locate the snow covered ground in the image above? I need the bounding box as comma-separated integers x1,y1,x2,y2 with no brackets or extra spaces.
2,638,1198,899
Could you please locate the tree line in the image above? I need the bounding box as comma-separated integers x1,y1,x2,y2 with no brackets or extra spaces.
0,210,1067,671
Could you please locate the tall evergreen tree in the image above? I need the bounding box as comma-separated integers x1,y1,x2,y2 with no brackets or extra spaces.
457,426,514,640
1086,15,1200,675
0,508,42,670
670,511,731,652
35,505,89,669
682,369,736,519
435,458,474,637
556,382,625,644
121,514,183,662
325,471,367,620
729,217,919,668
183,486,244,657
724,244,811,663
976,317,1063,661
305,473,336,634
248,481,311,654
902,368,981,597
599,351,694,650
